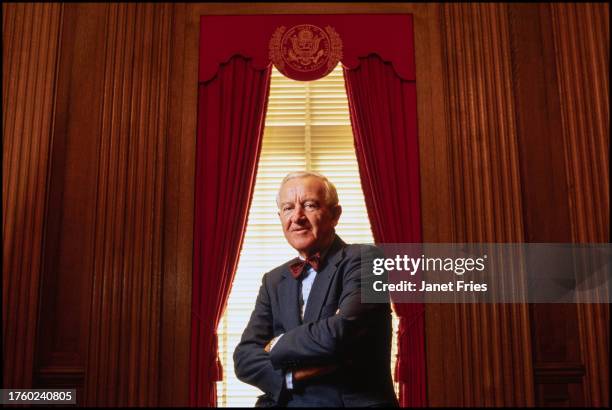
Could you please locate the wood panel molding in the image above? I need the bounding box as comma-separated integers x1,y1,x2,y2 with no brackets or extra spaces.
508,3,609,407
550,3,609,407
533,362,588,407
507,3,582,407
160,3,193,406
550,3,609,244
436,3,534,406
534,362,586,383
34,366,86,387
27,3,175,406
35,5,108,399
2,2,63,389
81,3,173,406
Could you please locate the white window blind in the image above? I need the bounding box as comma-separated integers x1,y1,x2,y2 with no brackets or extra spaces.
216,65,399,407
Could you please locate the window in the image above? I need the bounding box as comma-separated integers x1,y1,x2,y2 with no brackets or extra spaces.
216,65,398,407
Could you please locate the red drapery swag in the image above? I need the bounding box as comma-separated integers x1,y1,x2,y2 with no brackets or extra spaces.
190,57,271,406
344,55,426,407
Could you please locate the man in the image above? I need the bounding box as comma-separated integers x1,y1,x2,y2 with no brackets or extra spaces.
234,171,398,407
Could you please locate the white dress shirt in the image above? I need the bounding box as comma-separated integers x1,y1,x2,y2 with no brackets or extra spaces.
270,261,318,389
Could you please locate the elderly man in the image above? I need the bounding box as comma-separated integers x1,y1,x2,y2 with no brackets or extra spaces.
234,171,398,407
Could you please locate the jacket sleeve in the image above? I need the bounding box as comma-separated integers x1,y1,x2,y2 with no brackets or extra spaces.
269,246,388,369
233,274,285,403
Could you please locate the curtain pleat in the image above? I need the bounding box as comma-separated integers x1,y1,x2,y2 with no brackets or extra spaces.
344,55,426,407
190,57,271,407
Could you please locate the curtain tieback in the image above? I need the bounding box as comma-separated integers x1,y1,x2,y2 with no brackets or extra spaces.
209,332,223,381
394,310,425,383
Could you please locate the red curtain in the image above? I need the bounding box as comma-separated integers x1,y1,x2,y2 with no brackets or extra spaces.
190,57,271,406
344,55,426,407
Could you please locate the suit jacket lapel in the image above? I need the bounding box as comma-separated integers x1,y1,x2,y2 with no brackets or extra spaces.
302,236,346,323
278,265,301,331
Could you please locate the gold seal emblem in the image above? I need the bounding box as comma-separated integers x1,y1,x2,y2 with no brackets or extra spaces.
269,24,343,81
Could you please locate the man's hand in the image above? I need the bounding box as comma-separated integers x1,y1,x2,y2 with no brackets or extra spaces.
264,336,278,353
293,364,338,381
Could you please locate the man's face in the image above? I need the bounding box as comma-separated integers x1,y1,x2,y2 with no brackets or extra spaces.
278,176,342,258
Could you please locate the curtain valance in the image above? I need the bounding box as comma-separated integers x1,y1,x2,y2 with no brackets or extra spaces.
199,14,415,82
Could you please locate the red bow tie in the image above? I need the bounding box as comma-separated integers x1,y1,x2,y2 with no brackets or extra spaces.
289,254,321,279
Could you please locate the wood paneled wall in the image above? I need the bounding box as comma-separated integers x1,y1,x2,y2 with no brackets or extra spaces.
548,4,608,406
3,2,188,406
2,2,608,407
3,2,63,390
507,3,609,407
433,3,534,405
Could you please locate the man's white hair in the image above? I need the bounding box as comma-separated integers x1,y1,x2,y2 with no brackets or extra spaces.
276,171,339,208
